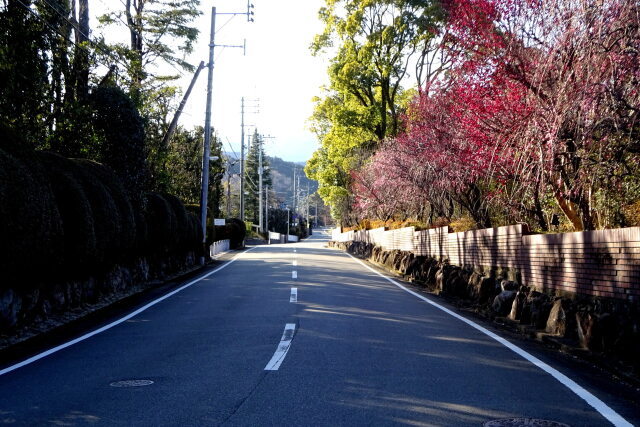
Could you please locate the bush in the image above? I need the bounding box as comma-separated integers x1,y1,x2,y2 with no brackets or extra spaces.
37,151,100,274
226,218,246,249
90,86,147,205
163,193,189,249
145,192,178,254
39,152,140,272
186,213,204,256
0,146,64,286
74,159,137,259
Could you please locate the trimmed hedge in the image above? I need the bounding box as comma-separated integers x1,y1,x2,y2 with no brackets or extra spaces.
0,143,202,291
75,159,137,259
144,192,203,256
0,147,64,284
37,152,100,273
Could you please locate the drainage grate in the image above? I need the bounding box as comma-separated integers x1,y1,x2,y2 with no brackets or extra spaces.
484,419,571,427
109,379,154,388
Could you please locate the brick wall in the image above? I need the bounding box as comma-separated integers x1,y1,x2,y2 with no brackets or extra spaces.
521,228,640,300
332,225,640,301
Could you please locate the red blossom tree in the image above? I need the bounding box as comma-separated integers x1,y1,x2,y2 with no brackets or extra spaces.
354,0,640,231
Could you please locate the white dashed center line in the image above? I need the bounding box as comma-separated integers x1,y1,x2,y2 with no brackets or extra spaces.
292,271,297,279
290,288,298,303
264,323,296,371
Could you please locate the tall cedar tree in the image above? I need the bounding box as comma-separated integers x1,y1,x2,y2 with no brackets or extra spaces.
244,131,272,225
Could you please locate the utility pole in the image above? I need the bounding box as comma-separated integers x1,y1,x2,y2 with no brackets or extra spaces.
286,207,290,240
226,170,232,216
306,181,310,226
199,7,216,264
258,133,263,232
240,97,245,222
265,184,269,233
292,166,297,214
199,5,253,263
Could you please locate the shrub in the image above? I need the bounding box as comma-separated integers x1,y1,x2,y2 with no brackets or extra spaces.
187,213,204,256
0,147,64,286
226,218,246,249
74,158,137,263
37,151,101,274
145,193,178,254
90,86,147,205
163,193,189,249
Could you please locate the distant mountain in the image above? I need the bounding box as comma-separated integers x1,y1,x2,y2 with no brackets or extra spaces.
268,156,318,207
222,153,318,208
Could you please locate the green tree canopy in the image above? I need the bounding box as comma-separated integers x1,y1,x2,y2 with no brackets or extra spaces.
307,0,440,223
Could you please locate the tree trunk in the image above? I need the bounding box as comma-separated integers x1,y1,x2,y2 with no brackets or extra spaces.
555,192,584,231
73,0,90,101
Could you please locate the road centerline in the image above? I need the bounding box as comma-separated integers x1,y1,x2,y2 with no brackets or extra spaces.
264,323,296,371
290,288,298,303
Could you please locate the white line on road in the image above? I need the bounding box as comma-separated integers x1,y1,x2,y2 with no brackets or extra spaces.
0,248,258,377
293,260,297,267
264,323,296,371
292,271,297,279
345,253,632,427
290,288,298,303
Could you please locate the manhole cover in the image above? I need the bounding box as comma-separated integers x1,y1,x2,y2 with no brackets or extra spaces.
109,379,154,388
484,419,571,427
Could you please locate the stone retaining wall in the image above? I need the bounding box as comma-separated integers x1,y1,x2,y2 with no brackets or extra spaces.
0,251,198,335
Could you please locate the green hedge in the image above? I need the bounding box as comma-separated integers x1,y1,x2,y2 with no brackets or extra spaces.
144,192,203,256
0,136,202,290
0,147,64,284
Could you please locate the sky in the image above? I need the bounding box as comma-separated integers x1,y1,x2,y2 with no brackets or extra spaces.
94,0,329,163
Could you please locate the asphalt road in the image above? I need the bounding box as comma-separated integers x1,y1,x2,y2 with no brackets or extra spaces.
0,229,638,426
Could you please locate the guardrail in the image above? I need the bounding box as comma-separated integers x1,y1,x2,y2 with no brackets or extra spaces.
210,239,230,257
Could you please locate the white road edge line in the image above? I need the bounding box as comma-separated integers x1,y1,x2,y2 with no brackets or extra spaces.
264,323,296,371
345,253,632,427
290,288,298,303
0,247,259,377
292,271,298,279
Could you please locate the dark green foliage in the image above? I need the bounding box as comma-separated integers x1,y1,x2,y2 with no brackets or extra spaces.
269,208,290,235
0,2,49,147
226,218,246,250
163,193,189,249
38,152,100,272
207,218,245,250
165,127,203,204
74,159,137,259
244,131,272,223
145,193,178,253
144,192,203,255
187,213,204,257
90,86,148,205
0,146,64,286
